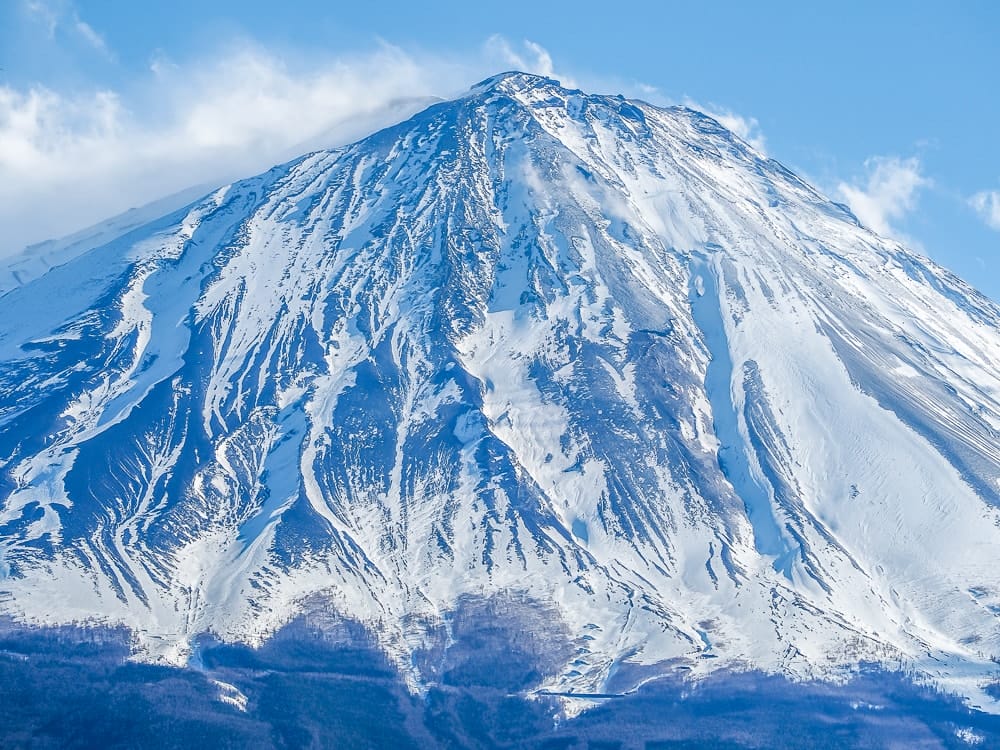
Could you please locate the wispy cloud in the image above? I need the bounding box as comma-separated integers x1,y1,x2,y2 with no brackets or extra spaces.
0,42,490,255
73,17,110,56
24,0,112,58
25,0,58,36
836,156,930,238
0,28,772,258
484,36,571,85
1,34,615,255
685,101,767,156
615,85,767,156
969,189,1000,231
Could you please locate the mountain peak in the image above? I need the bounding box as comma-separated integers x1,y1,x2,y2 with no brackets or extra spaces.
469,70,567,96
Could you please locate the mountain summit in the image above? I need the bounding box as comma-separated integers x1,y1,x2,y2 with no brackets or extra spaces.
1,71,999,706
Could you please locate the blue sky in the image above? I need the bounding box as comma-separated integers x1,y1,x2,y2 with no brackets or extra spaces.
2,0,998,298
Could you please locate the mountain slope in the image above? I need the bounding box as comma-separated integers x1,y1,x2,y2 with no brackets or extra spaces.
1,71,999,706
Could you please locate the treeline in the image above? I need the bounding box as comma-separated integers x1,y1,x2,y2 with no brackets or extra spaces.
1,619,999,748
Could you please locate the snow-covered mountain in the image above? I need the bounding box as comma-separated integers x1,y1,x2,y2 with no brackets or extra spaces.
1,71,999,708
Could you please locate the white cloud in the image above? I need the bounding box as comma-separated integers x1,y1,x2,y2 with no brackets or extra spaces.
484,35,573,85
1,36,602,255
24,0,109,56
0,31,769,259
670,97,767,155
577,83,767,156
705,108,767,155
25,1,58,36
0,42,492,255
836,156,930,238
73,18,110,57
969,189,1000,231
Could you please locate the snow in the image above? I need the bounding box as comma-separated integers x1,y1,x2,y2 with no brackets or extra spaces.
0,71,999,709
211,679,249,712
